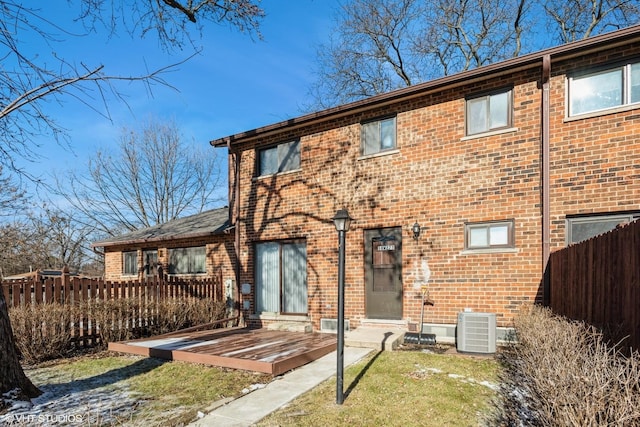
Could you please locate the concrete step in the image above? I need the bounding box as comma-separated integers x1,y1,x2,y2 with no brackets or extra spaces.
345,327,405,351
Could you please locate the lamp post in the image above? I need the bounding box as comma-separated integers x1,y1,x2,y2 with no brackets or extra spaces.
332,208,352,405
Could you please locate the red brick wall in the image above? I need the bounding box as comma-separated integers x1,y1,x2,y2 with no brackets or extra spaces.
230,43,640,331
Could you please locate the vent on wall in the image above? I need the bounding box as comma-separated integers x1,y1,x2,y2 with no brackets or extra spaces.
320,318,350,333
456,312,496,354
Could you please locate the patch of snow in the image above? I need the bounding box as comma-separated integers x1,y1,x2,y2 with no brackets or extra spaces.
410,365,498,391
1,365,146,426
241,383,266,394
478,380,499,391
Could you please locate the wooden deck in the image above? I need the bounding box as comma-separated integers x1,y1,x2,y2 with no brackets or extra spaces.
108,327,337,375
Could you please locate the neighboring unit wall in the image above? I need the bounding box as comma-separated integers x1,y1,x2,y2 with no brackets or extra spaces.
102,235,235,288
229,39,640,333
548,43,640,246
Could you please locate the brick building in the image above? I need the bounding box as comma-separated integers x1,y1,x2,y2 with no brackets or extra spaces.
93,207,234,283
209,26,640,341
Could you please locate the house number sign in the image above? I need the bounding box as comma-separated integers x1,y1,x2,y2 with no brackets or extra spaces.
377,244,396,251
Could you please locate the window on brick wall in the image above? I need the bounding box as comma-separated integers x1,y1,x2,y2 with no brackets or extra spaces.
466,88,513,135
568,61,640,116
465,220,515,250
168,246,206,274
257,140,300,176
255,240,307,314
566,213,640,244
361,116,396,155
123,251,138,275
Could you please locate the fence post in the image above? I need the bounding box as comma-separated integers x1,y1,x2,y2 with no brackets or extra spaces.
61,265,71,304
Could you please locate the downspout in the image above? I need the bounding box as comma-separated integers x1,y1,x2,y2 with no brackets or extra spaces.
541,54,551,305
227,139,243,326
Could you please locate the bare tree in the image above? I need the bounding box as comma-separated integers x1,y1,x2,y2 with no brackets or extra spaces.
308,0,638,108
33,208,92,272
0,221,38,277
0,167,26,216
0,168,40,402
0,1,263,177
543,0,640,43
0,295,41,404
309,0,425,109
0,208,93,277
0,0,262,404
413,0,529,75
78,0,264,50
59,118,223,237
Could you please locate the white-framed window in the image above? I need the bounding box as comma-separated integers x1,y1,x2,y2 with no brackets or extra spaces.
566,213,640,244
568,61,640,116
255,241,307,314
122,251,138,275
361,116,396,155
258,140,300,176
466,89,512,135
168,246,206,274
465,220,515,250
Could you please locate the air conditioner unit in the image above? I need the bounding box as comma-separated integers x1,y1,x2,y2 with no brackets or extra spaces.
456,312,496,354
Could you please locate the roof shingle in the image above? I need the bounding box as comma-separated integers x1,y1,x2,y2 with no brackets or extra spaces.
92,207,230,248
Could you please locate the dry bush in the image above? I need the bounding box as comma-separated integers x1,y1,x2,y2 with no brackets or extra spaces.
9,297,228,363
89,298,139,344
91,297,227,343
9,303,78,364
488,305,640,426
150,298,227,335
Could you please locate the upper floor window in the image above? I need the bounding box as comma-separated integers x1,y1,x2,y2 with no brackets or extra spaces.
466,89,512,136
569,62,640,116
465,220,515,250
168,246,206,275
361,116,396,155
566,213,640,244
123,251,138,275
258,140,300,176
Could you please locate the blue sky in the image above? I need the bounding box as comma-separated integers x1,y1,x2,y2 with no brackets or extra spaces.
18,1,340,205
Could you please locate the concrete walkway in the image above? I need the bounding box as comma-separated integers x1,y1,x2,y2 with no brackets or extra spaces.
190,328,404,427
190,346,373,427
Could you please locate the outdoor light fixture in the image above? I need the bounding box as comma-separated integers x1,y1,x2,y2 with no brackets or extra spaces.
332,208,352,405
412,222,421,240
333,209,352,232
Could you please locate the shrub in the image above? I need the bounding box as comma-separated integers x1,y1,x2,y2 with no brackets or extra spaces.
487,305,640,426
9,297,228,364
148,298,227,335
89,298,138,344
9,303,78,364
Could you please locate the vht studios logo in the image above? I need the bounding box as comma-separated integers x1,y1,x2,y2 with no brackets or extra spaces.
3,413,85,424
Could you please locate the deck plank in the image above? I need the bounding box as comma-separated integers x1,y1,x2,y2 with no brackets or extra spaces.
108,328,337,375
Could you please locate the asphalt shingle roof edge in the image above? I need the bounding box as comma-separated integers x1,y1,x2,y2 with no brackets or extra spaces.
91,207,230,248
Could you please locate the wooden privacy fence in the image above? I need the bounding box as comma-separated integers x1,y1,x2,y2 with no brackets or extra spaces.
548,219,640,351
2,272,224,308
1,270,224,348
